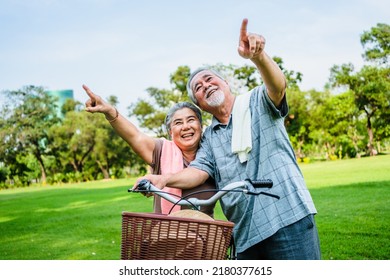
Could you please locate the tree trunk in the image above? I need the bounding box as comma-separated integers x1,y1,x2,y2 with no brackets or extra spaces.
367,125,375,156
96,160,110,179
36,156,47,184
365,110,375,156
32,143,47,184
70,161,79,172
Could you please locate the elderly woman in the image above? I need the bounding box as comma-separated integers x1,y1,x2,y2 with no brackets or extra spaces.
83,85,216,216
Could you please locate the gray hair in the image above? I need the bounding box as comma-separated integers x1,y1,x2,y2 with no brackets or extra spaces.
186,67,226,105
165,102,202,135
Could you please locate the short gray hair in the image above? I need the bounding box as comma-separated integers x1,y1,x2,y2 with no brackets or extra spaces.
164,102,202,135
186,67,226,105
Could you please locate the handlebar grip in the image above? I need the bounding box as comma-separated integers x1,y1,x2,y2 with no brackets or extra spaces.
246,179,273,188
128,179,151,192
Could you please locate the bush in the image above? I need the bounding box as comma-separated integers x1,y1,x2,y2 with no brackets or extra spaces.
0,167,8,184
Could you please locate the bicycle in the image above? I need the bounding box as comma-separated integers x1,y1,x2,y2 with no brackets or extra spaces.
121,179,278,260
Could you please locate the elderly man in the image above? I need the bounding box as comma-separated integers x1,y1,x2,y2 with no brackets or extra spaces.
136,18,321,260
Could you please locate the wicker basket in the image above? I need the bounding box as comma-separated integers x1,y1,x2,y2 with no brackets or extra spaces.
121,212,234,260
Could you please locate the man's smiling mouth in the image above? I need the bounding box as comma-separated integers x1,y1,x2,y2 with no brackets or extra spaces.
206,88,217,99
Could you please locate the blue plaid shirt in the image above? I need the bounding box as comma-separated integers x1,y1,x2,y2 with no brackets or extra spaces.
190,86,317,253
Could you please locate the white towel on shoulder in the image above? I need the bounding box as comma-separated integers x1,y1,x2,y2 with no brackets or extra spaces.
232,91,252,163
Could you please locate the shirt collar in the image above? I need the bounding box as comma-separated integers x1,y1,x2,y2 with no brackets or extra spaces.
211,114,233,130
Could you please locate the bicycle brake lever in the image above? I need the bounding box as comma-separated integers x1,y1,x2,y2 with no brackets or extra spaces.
245,190,280,200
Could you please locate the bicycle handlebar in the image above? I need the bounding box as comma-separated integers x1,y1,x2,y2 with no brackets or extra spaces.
129,179,277,209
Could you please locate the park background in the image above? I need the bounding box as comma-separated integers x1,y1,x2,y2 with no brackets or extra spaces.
0,0,389,260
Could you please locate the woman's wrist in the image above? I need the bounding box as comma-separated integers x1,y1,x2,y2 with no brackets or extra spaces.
105,107,119,123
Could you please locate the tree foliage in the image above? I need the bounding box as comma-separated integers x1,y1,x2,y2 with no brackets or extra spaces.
329,22,390,156
0,86,60,184
360,23,390,65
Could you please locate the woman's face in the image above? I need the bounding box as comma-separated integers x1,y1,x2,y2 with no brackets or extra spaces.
169,107,202,152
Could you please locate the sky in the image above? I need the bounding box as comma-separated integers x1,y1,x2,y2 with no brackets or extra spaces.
1,0,389,115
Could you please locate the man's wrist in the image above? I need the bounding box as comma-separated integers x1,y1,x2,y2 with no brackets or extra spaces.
250,51,267,64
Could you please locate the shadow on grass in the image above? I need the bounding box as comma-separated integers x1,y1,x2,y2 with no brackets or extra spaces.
310,180,390,260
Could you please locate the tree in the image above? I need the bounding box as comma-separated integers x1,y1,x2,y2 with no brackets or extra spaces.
308,90,362,159
284,89,312,159
89,108,146,180
48,95,146,181
330,64,390,156
61,98,83,116
329,23,390,156
360,23,390,65
49,110,97,175
0,86,60,184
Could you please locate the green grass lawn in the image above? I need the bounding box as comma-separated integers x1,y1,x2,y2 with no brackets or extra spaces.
0,155,389,260
299,155,390,260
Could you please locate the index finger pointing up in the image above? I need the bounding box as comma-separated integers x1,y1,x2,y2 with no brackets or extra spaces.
82,84,96,99
239,18,249,40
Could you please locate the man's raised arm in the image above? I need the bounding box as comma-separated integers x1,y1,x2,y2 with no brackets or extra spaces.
237,18,286,107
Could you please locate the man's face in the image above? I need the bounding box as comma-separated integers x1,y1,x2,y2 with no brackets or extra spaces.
190,70,230,110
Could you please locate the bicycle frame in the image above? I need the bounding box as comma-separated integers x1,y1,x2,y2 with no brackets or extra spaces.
130,178,276,211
